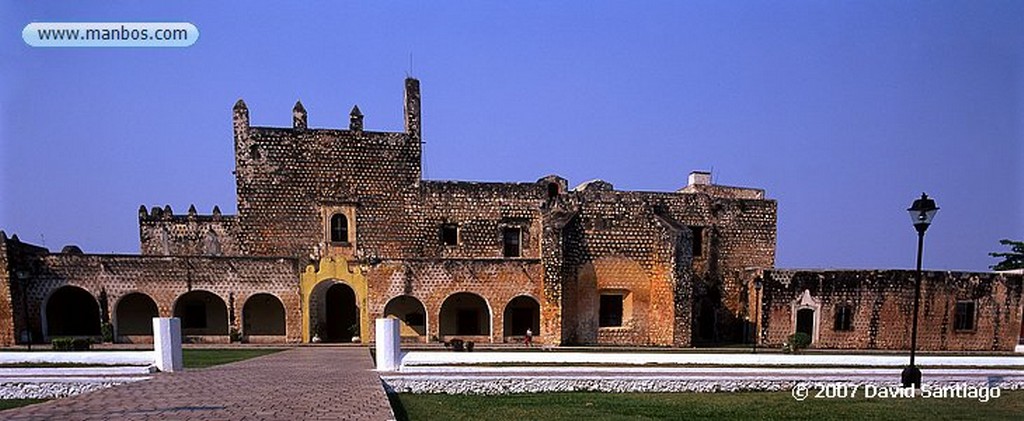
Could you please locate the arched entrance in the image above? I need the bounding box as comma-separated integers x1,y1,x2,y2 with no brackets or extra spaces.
310,281,359,342
503,295,540,337
115,292,158,336
45,286,101,337
384,295,427,338
796,308,815,338
243,293,286,336
439,292,491,337
173,290,229,336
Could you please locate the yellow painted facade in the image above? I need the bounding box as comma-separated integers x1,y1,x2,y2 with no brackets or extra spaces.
300,257,370,343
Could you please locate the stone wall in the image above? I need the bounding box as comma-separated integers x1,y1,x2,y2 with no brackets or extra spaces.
752,269,1024,351
0,232,15,346
138,206,241,256
5,237,301,344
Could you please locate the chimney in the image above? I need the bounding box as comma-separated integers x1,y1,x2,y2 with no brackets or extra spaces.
688,171,712,186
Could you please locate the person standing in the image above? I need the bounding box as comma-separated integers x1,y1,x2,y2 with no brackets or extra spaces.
525,328,533,347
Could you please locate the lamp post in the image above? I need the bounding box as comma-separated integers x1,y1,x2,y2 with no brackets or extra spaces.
901,193,938,388
753,276,763,354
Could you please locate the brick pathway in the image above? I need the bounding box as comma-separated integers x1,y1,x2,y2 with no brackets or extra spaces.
2,347,395,420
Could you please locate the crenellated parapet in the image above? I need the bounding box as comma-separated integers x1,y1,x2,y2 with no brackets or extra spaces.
138,204,240,256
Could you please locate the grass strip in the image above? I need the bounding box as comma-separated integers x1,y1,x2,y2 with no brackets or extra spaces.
394,390,1024,421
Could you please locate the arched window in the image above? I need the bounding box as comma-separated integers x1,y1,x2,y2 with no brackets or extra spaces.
547,183,559,199
330,214,349,243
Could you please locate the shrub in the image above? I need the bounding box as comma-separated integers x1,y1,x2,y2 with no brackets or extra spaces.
783,332,811,353
466,341,475,352
51,337,92,351
100,322,114,343
229,327,242,343
449,339,465,351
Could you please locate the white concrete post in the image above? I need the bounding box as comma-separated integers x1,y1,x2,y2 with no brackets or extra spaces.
153,317,183,372
375,318,401,371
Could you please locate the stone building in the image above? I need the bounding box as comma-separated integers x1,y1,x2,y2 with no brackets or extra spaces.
1,78,1020,350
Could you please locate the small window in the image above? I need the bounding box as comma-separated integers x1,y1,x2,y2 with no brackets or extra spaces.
441,224,458,246
954,301,975,331
330,214,349,243
502,227,521,258
183,303,206,329
833,305,853,331
599,294,624,327
690,226,704,257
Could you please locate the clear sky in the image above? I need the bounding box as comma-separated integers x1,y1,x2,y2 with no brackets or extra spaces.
1,1,1021,271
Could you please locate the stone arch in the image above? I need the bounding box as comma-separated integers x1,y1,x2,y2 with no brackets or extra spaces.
503,295,540,337
173,290,229,336
243,293,286,336
791,289,821,344
114,292,158,336
384,295,427,338
44,285,100,337
439,292,492,337
309,280,359,342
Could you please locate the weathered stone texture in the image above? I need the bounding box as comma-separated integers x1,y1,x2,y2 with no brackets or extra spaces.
138,206,241,256
5,237,300,343
753,270,1024,351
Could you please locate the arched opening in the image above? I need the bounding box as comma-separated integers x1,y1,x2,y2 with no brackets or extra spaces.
45,286,100,337
310,281,359,342
173,290,228,336
796,308,815,339
547,183,559,199
115,293,158,336
503,295,540,336
330,213,349,243
242,293,286,336
439,292,491,336
384,295,427,337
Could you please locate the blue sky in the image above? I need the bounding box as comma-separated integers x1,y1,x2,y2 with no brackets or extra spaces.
1,1,1021,271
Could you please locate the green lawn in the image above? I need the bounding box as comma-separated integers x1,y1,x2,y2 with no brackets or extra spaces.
182,348,284,369
393,391,1024,421
0,399,47,411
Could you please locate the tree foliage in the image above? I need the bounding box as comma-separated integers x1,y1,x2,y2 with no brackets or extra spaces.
989,239,1024,271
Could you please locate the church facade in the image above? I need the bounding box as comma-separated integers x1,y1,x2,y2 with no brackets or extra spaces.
1,78,1020,350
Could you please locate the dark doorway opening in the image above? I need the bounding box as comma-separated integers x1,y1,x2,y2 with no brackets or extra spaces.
503,296,540,336
796,308,815,338
325,283,358,342
46,286,101,337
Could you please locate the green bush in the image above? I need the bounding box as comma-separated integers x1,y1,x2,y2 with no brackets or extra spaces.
51,337,92,351
101,322,114,343
783,332,811,353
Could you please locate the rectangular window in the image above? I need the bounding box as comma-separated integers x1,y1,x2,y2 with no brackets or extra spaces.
599,294,624,327
503,227,522,257
833,305,853,331
441,224,458,246
690,226,704,257
954,301,976,331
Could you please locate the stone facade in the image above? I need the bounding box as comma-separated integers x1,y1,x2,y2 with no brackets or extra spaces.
748,269,1024,351
2,77,1019,350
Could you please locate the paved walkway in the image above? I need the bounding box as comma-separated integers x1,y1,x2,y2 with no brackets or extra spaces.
2,348,395,421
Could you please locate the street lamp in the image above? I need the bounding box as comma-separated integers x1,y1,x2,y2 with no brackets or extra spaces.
902,193,938,388
753,276,763,354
